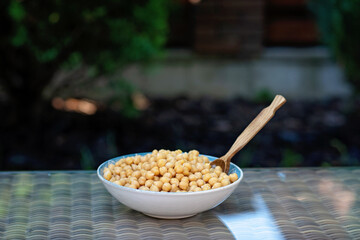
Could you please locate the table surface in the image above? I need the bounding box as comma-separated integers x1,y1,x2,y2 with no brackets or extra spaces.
0,168,359,240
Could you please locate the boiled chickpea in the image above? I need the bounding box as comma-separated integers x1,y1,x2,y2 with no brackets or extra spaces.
158,158,166,167
145,171,155,180
221,179,230,186
138,176,146,185
202,184,211,191
162,182,171,192
105,150,238,193
139,186,150,191
179,181,188,190
170,178,179,186
153,181,163,189
159,166,167,176
150,185,160,192
229,173,238,182
212,182,222,189
104,169,112,180
145,180,154,188
203,173,211,182
160,177,170,184
208,177,218,186
196,179,205,187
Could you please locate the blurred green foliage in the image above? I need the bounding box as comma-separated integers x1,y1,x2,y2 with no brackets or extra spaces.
280,149,303,167
0,0,169,124
309,0,360,94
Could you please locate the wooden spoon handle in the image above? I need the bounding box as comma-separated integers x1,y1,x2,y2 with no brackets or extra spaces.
222,95,286,161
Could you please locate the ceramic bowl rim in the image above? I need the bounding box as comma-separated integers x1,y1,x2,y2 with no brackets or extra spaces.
97,152,243,196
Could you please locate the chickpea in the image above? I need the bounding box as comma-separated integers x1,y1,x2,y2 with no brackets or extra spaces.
208,177,218,186
201,169,210,175
153,181,163,189
189,174,198,182
119,179,126,186
132,171,141,179
196,179,205,187
176,173,184,181
104,150,236,193
174,164,184,174
151,167,160,176
126,169,133,177
158,158,167,167
179,181,188,190
145,171,154,180
138,176,146,185
182,177,189,183
130,180,140,189
196,163,204,171
104,169,112,180
162,182,171,192
221,179,230,186
157,153,166,160
171,184,179,192
183,168,190,176
139,186,150,191
145,180,154,188
160,177,170,184
165,162,175,169
150,185,160,192
114,167,121,174
134,156,140,164
215,169,222,177
140,169,147,177
167,168,176,177
159,166,167,176
203,173,211,182
140,156,147,163
170,178,179,186
162,173,171,179
189,185,197,191
150,161,157,169
204,163,211,169
183,162,191,171
191,165,198,174
229,173,238,182
195,172,202,180
212,182,222,189
125,158,133,165
142,163,151,171
202,184,211,191
189,181,197,187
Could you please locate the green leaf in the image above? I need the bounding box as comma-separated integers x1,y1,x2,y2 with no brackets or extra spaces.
8,0,26,22
11,25,27,46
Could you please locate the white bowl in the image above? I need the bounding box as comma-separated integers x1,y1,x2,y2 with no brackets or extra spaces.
97,153,243,219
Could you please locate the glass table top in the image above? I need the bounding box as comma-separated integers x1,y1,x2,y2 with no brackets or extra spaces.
0,168,359,239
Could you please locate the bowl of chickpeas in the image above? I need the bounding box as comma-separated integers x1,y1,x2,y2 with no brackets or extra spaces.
97,149,243,219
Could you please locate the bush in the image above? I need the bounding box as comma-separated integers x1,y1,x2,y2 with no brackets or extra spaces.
0,0,169,125
309,0,360,94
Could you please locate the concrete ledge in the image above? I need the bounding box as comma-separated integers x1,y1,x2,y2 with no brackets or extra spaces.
123,47,351,100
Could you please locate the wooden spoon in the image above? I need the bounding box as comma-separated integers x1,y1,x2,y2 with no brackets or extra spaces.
211,95,286,173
